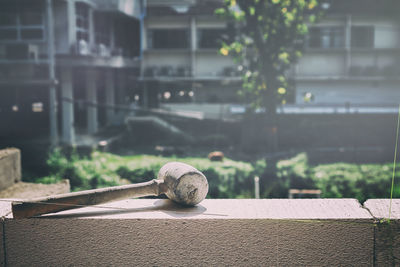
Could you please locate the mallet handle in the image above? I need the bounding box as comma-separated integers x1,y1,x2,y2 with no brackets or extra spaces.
12,179,164,219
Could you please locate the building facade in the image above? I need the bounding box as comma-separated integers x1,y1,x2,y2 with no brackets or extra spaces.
141,0,400,111
296,0,400,106
0,0,143,145
140,0,242,109
1,0,399,145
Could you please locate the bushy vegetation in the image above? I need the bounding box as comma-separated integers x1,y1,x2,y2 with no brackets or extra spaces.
41,149,256,198
38,150,398,202
272,153,398,202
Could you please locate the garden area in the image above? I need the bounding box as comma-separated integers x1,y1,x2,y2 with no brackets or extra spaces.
27,149,399,203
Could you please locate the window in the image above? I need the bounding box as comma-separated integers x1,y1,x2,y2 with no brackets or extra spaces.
147,29,189,49
0,0,44,42
75,2,90,42
114,17,140,57
94,13,110,46
198,28,226,49
351,26,374,48
307,27,344,49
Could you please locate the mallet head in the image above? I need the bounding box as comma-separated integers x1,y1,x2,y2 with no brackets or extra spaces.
158,162,208,206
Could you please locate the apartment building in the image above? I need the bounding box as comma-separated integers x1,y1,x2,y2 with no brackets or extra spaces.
296,0,400,106
141,0,400,111
0,0,143,145
140,0,242,109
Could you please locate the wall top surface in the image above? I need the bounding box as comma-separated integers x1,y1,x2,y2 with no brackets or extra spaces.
364,199,400,219
0,198,386,220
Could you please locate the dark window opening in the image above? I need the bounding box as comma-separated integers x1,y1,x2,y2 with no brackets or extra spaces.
21,29,43,40
0,86,49,138
198,28,226,49
0,29,17,40
0,14,16,26
114,17,140,58
94,13,111,46
75,2,90,42
77,31,89,42
307,27,344,49
20,12,42,25
19,2,44,26
351,26,374,48
0,0,44,42
148,29,189,49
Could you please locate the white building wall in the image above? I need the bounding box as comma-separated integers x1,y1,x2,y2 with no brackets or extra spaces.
296,81,400,104
196,18,226,28
146,18,190,29
195,52,233,77
374,24,400,48
144,51,190,68
297,53,346,76
350,52,375,66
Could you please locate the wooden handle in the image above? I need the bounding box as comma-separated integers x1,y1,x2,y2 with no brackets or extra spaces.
12,180,163,219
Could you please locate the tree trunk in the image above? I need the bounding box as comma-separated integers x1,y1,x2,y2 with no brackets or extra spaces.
261,90,279,196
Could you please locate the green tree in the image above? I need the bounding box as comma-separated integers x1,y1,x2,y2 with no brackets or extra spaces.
216,0,326,193
217,0,325,141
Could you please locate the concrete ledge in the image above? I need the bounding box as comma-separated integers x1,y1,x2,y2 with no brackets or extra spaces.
0,180,70,199
0,199,379,266
364,199,400,219
0,148,21,191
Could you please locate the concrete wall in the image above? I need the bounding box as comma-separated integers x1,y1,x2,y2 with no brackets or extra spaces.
364,199,400,266
0,198,398,266
0,148,20,191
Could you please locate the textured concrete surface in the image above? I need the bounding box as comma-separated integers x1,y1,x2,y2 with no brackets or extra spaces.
20,198,372,220
0,148,21,191
1,199,375,266
0,218,3,267
0,180,70,199
5,217,374,266
364,199,400,266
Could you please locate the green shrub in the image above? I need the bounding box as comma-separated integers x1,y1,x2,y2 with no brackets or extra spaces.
270,153,397,201
311,163,395,202
42,150,398,201
116,166,155,183
43,150,256,197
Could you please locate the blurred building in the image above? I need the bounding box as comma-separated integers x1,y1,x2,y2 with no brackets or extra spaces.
141,0,242,108
296,0,400,106
1,0,400,145
142,0,400,110
0,0,143,145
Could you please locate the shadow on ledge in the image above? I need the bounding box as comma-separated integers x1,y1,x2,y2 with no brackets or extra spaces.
37,199,207,219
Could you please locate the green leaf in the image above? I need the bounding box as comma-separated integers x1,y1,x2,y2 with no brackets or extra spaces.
215,8,226,15
249,6,255,16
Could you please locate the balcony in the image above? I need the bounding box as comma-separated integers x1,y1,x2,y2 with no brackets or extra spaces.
0,198,398,265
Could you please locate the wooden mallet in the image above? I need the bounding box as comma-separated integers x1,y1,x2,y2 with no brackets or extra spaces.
12,162,208,219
